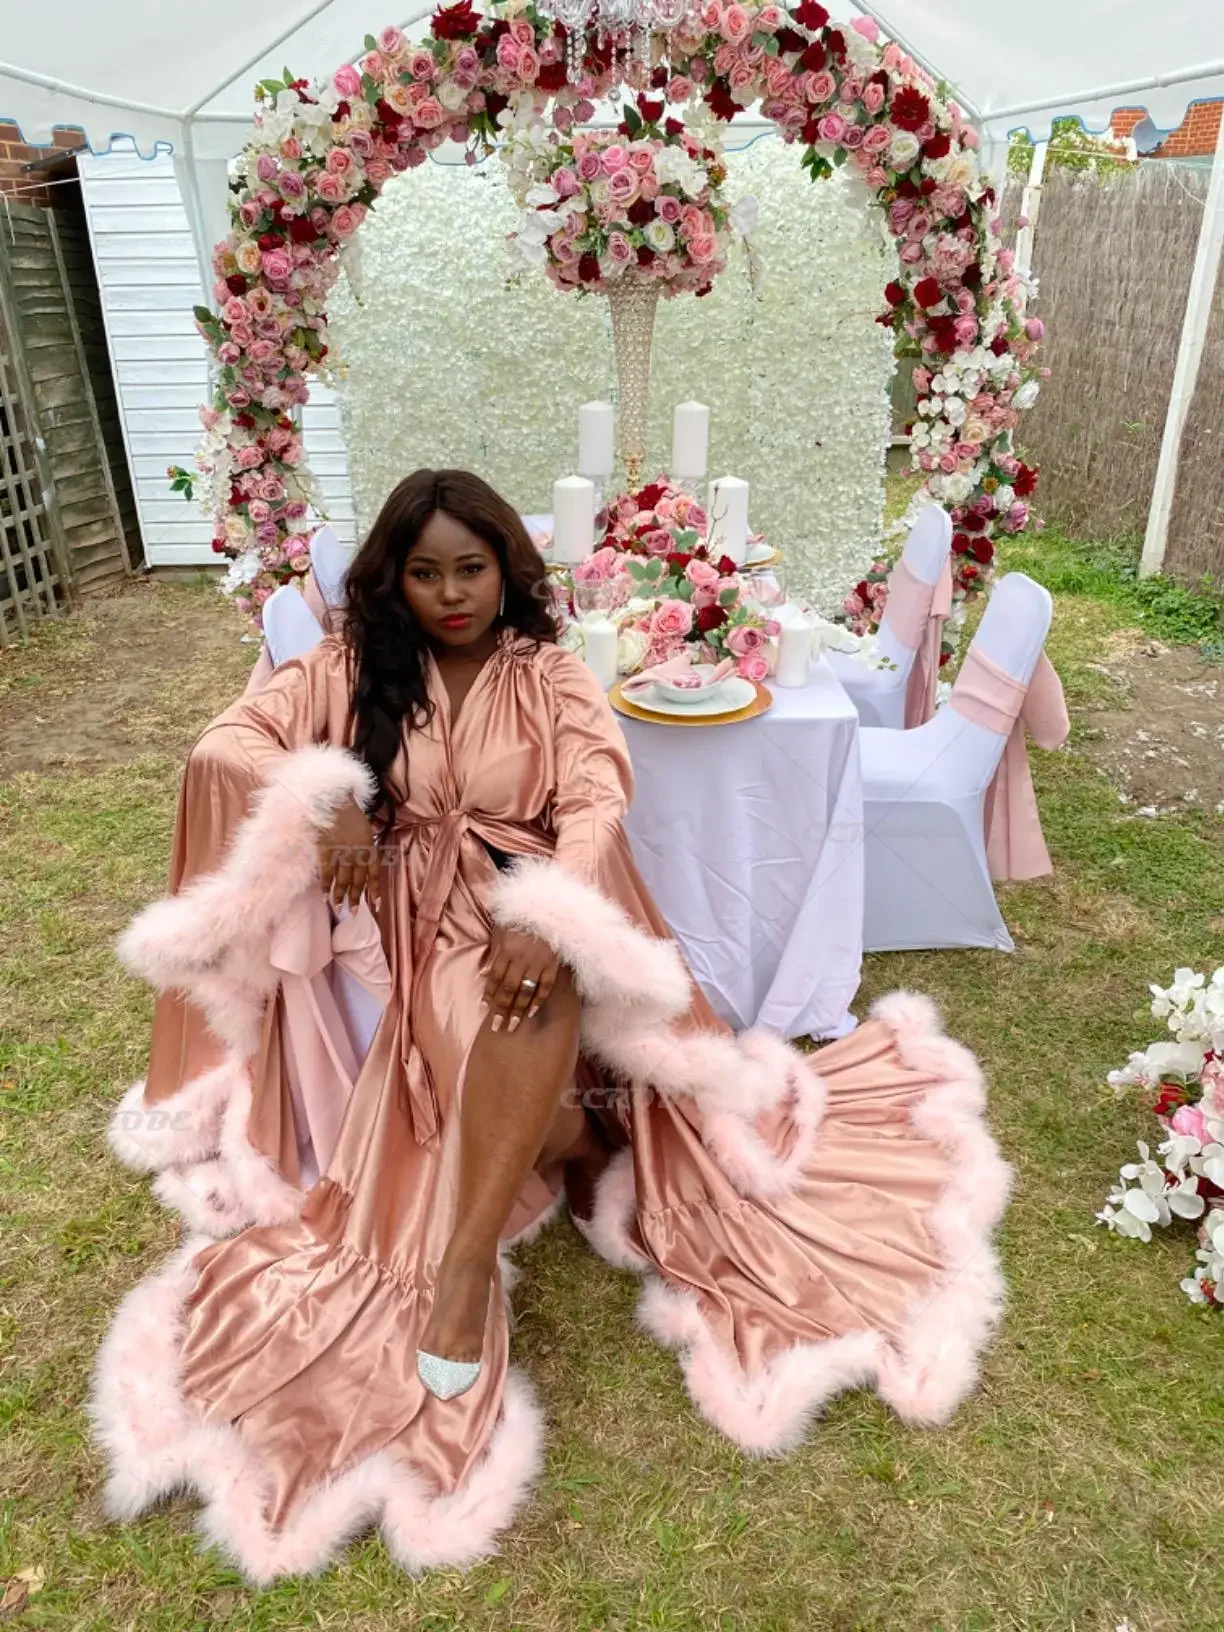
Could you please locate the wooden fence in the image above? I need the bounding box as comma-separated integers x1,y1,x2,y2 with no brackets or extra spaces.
0,198,138,640
1014,163,1224,585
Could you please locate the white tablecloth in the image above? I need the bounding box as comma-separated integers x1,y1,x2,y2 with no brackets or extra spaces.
620,657,863,1040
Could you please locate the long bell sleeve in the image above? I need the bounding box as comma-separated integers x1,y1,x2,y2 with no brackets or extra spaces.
544,649,635,886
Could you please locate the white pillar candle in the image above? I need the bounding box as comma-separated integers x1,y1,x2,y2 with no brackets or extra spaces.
578,401,615,478
707,475,750,566
671,401,710,479
581,613,619,691
774,612,815,688
552,475,595,563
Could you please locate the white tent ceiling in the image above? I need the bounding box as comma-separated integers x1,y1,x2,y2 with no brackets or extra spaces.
3,1,1222,162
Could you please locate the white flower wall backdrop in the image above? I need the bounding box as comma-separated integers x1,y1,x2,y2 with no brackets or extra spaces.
329,133,898,609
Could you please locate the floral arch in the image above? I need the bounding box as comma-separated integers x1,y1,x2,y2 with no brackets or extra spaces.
190,1,1044,625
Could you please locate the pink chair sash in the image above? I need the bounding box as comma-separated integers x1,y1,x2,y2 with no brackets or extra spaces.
242,569,339,696
950,647,1070,882
268,894,391,1174
884,555,953,728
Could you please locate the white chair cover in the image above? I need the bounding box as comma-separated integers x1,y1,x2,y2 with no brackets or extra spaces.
828,504,953,729
859,572,1054,953
262,583,327,668
309,525,355,610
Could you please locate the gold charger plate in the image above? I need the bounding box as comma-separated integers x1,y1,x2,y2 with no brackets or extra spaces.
610,679,774,728
743,545,782,570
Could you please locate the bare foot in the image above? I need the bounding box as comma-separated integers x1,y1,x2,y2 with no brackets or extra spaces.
420,1250,495,1364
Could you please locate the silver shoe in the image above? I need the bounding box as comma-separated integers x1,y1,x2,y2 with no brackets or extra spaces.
416,1349,482,1401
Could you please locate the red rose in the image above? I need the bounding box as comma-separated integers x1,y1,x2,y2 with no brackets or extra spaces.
705,82,740,122
665,117,684,136
1014,462,1039,498
666,552,693,574
1152,1082,1191,1120
485,91,509,122
334,100,350,120
431,1,481,39
895,178,919,200
715,555,737,577
883,280,906,308
799,41,826,72
225,273,248,295
961,264,982,290
913,277,943,309
793,1,830,28
776,28,806,54
802,118,820,144
374,99,403,132
970,538,994,565
637,95,664,122
960,514,986,535
890,86,931,132
989,335,1010,357
257,232,281,251
924,131,952,161
939,649,951,665
625,199,651,228
289,215,318,244
234,412,256,430
927,315,959,353
919,177,937,196
578,253,601,285
951,532,971,556
636,246,656,267
825,29,846,57
637,482,666,510
211,537,227,554
696,604,729,634
537,61,568,92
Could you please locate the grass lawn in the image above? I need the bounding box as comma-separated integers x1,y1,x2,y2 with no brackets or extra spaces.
1,543,1223,1631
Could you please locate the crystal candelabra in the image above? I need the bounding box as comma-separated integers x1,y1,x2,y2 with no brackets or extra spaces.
536,0,697,82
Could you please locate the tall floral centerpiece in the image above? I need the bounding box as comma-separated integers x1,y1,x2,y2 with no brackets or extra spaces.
505,94,754,486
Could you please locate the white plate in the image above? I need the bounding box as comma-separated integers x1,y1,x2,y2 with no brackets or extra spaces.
745,540,774,565
633,676,756,718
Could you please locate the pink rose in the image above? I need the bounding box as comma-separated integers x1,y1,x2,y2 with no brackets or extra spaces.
256,522,281,547
688,234,718,263
409,49,436,81
511,17,534,45
899,241,924,265
863,82,886,115
325,146,355,177
261,249,293,282
456,46,479,76
279,169,306,199
365,160,392,187
247,499,271,524
518,47,540,80
315,171,346,203
628,147,654,176
554,167,580,198
332,205,359,237
1025,317,1046,342
806,71,836,105
607,232,634,265
221,296,247,325
1168,1103,1209,1142
495,36,520,72
255,154,279,184
651,599,694,638
668,76,693,102
641,529,674,558
577,152,601,182
721,4,751,43
866,165,888,187
726,624,765,656
413,97,446,130
685,558,720,589
360,52,388,83
378,25,407,55
729,61,757,93
608,168,639,206
657,195,682,225
236,444,263,470
758,5,784,29
333,64,362,99
842,125,866,150
601,144,629,174
736,654,770,682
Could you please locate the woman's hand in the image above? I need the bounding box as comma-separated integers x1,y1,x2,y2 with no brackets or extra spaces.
317,797,380,912
484,925,560,1034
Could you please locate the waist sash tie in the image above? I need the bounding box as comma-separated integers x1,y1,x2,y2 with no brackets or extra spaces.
950,648,1070,882
884,555,954,728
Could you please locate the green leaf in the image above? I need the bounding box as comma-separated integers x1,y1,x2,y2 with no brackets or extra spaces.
627,560,648,581
645,558,664,581
364,33,378,50
363,77,381,106
673,528,699,549
258,78,285,97
192,304,215,325
622,103,643,136
483,1581,512,1607
717,585,739,607
675,578,694,602
282,65,295,86
760,33,780,54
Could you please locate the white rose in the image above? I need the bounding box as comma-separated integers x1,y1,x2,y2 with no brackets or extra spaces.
944,153,976,189
943,397,967,427
941,473,973,504
644,219,676,253
1014,379,1040,411
889,130,921,170
617,628,649,675
994,484,1015,511
589,178,612,208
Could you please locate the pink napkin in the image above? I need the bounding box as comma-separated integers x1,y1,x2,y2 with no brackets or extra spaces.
622,655,736,696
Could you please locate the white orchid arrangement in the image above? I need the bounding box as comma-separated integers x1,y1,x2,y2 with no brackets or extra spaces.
1097,967,1224,1307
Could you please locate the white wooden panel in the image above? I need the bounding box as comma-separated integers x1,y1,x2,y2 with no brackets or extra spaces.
80,144,355,570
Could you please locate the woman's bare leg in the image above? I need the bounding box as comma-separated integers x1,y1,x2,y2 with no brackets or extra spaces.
419,966,584,1363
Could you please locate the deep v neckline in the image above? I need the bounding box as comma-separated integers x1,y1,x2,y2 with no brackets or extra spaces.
428,635,505,741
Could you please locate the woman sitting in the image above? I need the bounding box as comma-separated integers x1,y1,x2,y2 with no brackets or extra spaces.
92,470,1012,1583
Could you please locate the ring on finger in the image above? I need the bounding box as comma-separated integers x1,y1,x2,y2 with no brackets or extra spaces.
519,977,538,991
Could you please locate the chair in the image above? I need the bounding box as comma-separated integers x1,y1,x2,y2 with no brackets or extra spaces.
262,582,327,668
828,504,953,729
860,572,1058,953
309,524,355,611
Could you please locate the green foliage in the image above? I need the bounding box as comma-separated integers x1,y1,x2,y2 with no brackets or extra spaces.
1008,116,1134,177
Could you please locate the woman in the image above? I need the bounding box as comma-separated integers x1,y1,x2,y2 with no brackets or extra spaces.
92,470,1012,1582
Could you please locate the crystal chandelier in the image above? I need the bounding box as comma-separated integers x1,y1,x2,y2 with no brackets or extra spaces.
535,0,696,83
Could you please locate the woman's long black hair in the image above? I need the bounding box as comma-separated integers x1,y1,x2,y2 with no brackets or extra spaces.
342,468,558,834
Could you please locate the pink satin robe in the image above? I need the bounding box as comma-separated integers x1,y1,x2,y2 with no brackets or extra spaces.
132,630,1000,1538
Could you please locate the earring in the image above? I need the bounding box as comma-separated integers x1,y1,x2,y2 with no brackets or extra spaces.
499,582,507,620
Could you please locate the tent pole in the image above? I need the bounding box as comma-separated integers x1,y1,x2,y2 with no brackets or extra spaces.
1140,107,1224,578
175,120,219,299
180,0,342,119
1014,139,1049,281
987,61,1224,125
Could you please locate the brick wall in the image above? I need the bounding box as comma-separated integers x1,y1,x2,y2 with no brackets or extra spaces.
0,123,85,207
1112,99,1223,159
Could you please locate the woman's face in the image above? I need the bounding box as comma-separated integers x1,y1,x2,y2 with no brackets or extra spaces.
400,510,503,652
